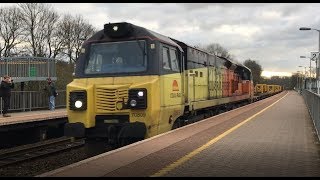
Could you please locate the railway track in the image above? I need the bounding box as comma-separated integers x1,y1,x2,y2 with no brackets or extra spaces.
0,137,85,168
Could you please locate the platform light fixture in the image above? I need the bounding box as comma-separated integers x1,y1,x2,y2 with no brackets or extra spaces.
299,27,320,94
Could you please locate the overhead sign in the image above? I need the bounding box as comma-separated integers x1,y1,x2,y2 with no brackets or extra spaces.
310,52,319,61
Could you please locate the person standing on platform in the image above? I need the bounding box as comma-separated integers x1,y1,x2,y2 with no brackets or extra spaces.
0,75,14,117
44,77,57,111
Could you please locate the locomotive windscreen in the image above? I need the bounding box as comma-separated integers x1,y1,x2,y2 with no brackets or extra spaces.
84,40,147,74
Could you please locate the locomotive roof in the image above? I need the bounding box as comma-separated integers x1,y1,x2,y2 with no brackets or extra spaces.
147,29,183,52
84,22,182,52
170,37,209,54
83,22,251,73
217,55,251,73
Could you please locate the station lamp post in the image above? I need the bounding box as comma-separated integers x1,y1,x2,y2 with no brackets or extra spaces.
296,71,301,91
299,27,320,94
300,56,311,78
300,56,315,91
298,65,307,89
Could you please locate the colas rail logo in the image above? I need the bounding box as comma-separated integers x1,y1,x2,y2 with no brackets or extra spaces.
172,80,179,91
170,80,181,98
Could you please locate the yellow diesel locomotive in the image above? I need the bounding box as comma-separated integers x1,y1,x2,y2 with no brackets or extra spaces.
64,22,255,145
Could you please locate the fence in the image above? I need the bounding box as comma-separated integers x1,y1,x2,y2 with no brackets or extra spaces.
0,56,57,83
0,90,66,113
301,89,320,141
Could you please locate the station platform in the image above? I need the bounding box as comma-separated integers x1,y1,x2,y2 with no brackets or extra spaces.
39,90,320,177
0,109,66,127
0,108,67,148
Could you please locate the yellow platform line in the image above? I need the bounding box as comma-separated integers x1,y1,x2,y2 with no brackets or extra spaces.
151,92,289,177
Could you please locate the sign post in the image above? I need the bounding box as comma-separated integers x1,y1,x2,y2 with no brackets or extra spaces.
311,52,319,61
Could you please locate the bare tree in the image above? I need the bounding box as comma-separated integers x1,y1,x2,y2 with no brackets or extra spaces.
244,59,263,85
44,10,60,58
18,3,59,57
73,15,96,61
50,21,66,59
2,3,96,62
57,14,75,62
58,14,96,63
0,6,24,57
206,43,231,59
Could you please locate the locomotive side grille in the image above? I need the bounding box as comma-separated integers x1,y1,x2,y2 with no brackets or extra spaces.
95,88,128,112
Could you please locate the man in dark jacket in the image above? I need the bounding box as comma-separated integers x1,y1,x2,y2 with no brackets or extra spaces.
0,75,14,117
43,77,57,111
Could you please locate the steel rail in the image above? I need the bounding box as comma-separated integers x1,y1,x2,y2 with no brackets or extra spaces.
0,137,85,167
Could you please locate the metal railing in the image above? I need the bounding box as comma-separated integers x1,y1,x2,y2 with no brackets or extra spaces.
0,56,57,83
301,89,320,141
0,90,66,113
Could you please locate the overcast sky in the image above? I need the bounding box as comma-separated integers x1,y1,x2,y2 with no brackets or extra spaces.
2,3,320,77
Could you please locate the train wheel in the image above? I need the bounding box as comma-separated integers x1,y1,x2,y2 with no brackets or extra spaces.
118,138,130,147
116,124,146,147
172,119,182,130
107,125,117,145
204,111,212,118
118,137,141,147
211,109,218,116
218,109,225,114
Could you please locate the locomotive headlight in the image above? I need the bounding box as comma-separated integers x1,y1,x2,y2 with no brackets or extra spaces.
75,100,83,108
130,99,137,107
69,91,87,111
137,91,144,97
128,88,147,109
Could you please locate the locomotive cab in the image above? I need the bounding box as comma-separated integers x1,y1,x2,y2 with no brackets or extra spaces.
64,22,185,145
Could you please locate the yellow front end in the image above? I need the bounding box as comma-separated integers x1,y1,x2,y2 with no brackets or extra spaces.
66,75,161,138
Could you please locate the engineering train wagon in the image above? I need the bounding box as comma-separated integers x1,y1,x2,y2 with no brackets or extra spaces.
254,84,267,94
254,84,283,101
64,22,255,145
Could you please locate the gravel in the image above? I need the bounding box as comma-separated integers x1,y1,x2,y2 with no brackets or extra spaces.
0,141,114,177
